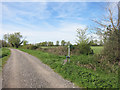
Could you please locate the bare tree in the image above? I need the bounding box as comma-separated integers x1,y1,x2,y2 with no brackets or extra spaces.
92,2,120,64
92,2,118,33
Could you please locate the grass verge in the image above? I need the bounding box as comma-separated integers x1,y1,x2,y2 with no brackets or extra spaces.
19,48,118,88
0,48,11,70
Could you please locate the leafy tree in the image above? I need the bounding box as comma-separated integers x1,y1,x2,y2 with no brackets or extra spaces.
99,40,104,46
76,28,93,55
36,42,43,46
38,41,48,46
3,32,24,48
56,41,59,46
76,28,89,44
0,40,9,47
89,40,98,46
66,41,71,46
37,42,48,46
23,40,28,46
43,41,48,46
48,41,54,46
61,40,66,46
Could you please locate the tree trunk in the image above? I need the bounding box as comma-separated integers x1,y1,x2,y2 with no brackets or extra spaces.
15,43,19,48
11,43,14,47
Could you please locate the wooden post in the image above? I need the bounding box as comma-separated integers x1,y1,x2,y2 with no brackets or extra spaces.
68,45,70,57
68,45,70,62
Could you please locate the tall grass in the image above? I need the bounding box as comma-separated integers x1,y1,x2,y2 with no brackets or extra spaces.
0,48,10,69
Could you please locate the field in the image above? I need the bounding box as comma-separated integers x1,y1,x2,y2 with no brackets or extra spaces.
19,46,118,88
91,46,103,54
40,46,104,54
41,46,58,48
0,48,11,69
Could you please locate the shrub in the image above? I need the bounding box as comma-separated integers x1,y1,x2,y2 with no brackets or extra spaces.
72,43,93,55
38,46,67,56
29,45,38,50
95,29,120,74
75,28,94,55
103,30,120,63
22,44,39,50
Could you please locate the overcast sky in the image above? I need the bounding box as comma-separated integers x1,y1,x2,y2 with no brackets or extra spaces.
0,1,118,44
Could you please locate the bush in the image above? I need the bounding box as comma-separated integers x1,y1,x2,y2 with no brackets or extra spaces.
22,44,39,50
0,48,10,67
30,45,38,50
38,46,68,56
96,29,120,74
73,43,93,55
75,28,94,55
103,30,120,63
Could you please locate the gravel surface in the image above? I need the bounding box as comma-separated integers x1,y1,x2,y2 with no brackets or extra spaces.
2,49,78,88
0,72,2,89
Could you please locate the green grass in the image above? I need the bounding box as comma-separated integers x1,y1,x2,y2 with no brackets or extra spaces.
0,48,11,69
19,48,118,88
91,46,103,54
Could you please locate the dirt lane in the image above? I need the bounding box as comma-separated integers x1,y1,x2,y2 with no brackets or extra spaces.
0,72,2,89
2,49,77,88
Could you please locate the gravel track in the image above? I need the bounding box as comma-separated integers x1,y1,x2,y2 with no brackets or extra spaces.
0,72,2,89
2,49,77,88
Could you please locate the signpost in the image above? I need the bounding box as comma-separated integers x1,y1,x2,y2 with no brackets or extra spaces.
68,45,70,62
63,44,71,65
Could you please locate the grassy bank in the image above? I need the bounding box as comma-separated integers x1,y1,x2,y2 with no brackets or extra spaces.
19,48,118,88
0,48,11,69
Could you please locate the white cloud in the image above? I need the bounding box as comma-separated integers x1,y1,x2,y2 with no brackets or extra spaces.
1,0,120,2
1,22,87,44
51,2,87,19
2,2,49,23
1,2,88,45
0,3,2,30
1,2,104,45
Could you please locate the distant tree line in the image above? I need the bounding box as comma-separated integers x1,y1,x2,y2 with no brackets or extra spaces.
89,40,104,46
35,40,71,47
0,32,102,49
